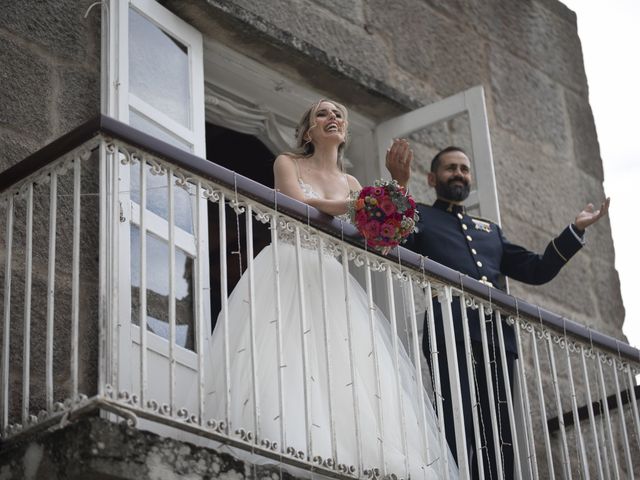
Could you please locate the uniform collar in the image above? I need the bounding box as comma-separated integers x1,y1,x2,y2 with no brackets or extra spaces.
433,199,466,215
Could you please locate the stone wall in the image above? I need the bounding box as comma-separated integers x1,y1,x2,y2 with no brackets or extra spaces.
0,0,102,424
162,0,625,338
0,0,101,171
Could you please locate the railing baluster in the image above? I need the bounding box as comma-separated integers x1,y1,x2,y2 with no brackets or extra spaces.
406,276,430,475
579,346,605,480
612,358,633,478
343,247,363,474
22,183,34,425
271,215,287,453
194,181,204,425
1,196,14,435
98,141,107,397
218,194,231,432
71,158,81,399
385,266,409,478
514,321,539,480
545,334,572,479
562,335,589,479
110,147,121,388
294,226,312,457
318,237,336,464
246,204,260,441
477,302,504,480
596,352,620,480
424,282,450,480
531,329,555,479
626,364,640,452
168,170,176,416
139,160,148,408
495,310,522,480
459,294,485,480
598,406,612,480
46,173,57,412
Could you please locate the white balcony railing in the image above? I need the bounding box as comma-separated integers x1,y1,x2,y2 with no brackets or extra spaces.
1,116,639,479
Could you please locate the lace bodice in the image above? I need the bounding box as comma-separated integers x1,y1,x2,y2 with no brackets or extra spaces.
298,178,321,200
298,178,351,223
276,178,350,249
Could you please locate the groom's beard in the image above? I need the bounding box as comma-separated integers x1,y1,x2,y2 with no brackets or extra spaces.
435,176,470,202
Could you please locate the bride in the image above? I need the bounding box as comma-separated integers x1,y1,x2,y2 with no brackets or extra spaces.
205,99,457,479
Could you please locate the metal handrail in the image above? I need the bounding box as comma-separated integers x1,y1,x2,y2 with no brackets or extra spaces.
1,114,637,361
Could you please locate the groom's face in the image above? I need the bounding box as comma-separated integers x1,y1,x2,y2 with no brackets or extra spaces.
428,151,472,202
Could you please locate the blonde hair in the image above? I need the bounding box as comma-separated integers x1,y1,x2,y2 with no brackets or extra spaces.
284,99,350,165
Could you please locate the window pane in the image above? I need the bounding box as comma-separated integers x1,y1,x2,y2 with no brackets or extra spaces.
129,8,190,127
130,163,194,234
131,226,195,351
130,110,192,152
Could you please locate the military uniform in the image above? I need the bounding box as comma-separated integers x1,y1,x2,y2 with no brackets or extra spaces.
405,199,584,478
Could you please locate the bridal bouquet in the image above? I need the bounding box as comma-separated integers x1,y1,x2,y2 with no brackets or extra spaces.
349,179,419,252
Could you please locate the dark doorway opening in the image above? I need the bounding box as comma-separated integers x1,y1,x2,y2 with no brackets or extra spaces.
205,123,275,330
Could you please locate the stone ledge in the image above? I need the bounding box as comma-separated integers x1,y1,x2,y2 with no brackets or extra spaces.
161,0,419,118
0,416,297,480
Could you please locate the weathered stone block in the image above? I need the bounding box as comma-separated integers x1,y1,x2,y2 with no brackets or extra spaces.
0,36,53,139
0,129,41,172
55,66,101,138
492,129,580,232
590,256,626,335
471,0,588,93
0,0,100,63
420,0,470,20
490,50,568,152
217,0,393,82
366,0,489,97
565,90,603,180
314,0,365,26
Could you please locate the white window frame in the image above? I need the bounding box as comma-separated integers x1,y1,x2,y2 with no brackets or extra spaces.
103,0,210,407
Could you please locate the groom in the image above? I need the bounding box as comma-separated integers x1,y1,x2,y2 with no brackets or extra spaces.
387,142,609,478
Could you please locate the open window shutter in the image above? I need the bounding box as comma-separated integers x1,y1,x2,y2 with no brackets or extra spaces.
105,0,210,423
375,86,501,225
108,0,205,157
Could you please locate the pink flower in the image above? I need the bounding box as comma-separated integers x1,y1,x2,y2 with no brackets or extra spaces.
380,221,397,239
373,187,384,197
363,220,381,239
379,197,396,216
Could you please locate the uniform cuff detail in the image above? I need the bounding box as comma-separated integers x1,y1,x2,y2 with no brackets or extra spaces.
551,239,569,263
569,223,586,245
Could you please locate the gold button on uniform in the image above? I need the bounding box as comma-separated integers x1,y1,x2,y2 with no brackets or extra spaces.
466,235,473,242
462,224,468,230
477,261,483,267
471,248,477,255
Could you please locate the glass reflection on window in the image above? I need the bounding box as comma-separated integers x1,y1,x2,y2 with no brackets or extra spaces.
129,7,190,127
130,162,194,234
130,226,195,351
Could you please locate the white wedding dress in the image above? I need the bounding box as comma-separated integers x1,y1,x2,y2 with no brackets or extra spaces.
204,180,457,479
